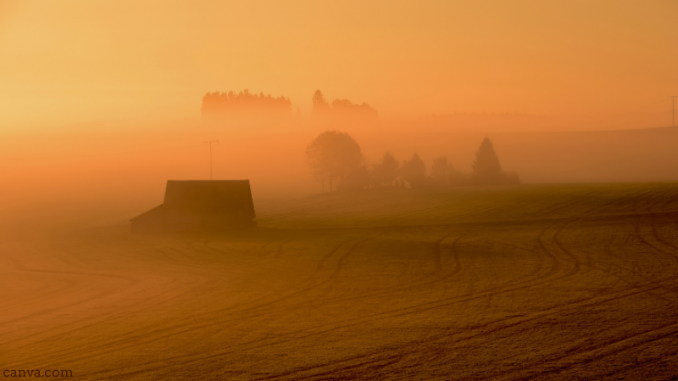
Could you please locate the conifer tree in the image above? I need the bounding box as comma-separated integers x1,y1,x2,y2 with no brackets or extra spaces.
373,151,400,186
312,90,330,115
400,153,427,188
472,138,503,185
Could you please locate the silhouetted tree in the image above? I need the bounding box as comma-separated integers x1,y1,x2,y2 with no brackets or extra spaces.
201,89,292,119
311,90,377,120
331,99,378,119
400,153,427,188
430,157,453,186
305,131,364,192
312,90,331,116
472,138,502,185
373,151,400,186
472,138,520,185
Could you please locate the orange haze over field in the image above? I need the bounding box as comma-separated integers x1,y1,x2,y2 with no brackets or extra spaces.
1,0,677,125
4,3,678,380
1,0,678,227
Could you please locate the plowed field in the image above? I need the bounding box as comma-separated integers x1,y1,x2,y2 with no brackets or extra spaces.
2,184,678,380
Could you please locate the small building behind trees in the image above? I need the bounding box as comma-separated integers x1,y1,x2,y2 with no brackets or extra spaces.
130,180,256,233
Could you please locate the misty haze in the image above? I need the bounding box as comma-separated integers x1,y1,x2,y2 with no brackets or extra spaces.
1,1,678,380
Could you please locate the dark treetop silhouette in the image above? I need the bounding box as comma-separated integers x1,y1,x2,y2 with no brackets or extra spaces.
305,130,364,193
312,90,378,120
400,153,428,188
472,138,520,185
201,89,292,119
373,151,400,187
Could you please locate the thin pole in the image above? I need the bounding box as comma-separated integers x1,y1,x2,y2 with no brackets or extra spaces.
203,140,219,180
670,97,678,128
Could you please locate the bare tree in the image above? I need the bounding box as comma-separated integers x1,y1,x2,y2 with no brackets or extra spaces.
305,131,364,192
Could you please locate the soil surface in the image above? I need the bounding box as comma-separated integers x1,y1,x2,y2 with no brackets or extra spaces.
2,183,678,380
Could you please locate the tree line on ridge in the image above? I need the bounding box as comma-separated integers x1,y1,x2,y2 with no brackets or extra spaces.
201,89,377,120
305,131,519,193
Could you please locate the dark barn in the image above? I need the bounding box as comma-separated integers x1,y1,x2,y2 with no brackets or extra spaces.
130,180,256,233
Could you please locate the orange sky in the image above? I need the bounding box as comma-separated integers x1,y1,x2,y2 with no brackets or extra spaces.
1,0,677,127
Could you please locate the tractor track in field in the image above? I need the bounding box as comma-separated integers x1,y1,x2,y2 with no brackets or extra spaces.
252,279,678,381
0,249,141,326
245,281,678,380
249,251,677,381
15,232,417,371
506,322,678,381
233,193,678,380
95,220,634,379
19,236,382,372
554,222,677,302
4,186,678,380
26,221,565,378
5,236,373,368
11,208,631,375
580,191,678,297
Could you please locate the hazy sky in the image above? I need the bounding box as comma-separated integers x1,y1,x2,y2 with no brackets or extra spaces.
1,0,677,126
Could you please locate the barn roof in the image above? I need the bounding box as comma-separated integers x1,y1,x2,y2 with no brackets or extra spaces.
163,180,256,218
